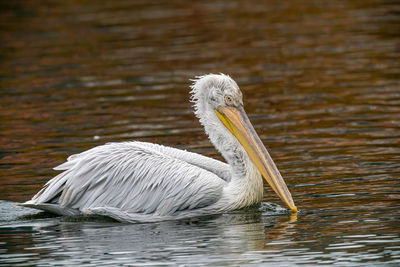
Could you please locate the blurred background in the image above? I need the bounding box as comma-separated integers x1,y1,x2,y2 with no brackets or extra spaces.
0,0,399,265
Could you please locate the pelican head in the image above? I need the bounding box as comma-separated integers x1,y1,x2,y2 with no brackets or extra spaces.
191,74,297,212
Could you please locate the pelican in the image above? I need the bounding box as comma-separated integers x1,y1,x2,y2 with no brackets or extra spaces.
22,74,297,222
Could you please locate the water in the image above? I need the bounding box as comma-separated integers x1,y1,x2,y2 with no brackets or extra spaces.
1,0,400,265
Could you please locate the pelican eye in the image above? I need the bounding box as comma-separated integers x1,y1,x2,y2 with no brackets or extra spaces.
225,95,234,105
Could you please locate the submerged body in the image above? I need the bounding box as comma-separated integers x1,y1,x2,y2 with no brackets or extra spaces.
22,74,296,222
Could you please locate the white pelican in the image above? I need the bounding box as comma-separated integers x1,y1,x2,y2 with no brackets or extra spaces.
22,74,297,222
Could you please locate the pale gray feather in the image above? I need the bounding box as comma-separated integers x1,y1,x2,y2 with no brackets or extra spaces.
23,141,227,219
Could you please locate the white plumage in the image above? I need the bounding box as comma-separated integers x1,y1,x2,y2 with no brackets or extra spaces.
22,74,296,222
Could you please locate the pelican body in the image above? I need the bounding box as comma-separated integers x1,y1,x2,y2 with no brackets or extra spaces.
22,74,296,222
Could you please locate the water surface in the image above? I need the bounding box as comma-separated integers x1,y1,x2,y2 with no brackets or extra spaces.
1,0,400,265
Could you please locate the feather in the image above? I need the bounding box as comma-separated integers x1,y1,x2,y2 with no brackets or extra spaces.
22,141,227,220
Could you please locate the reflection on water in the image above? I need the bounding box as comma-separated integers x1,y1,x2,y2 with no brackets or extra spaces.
1,0,400,265
1,202,399,265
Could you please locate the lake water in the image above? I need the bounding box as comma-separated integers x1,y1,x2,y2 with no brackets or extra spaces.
1,0,400,265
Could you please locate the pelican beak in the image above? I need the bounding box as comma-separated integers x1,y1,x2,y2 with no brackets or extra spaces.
215,106,297,212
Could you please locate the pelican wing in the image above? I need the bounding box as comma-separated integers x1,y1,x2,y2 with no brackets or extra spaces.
135,142,231,181
24,141,227,218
